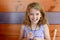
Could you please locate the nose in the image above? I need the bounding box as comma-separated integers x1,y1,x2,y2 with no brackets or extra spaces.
33,15,36,19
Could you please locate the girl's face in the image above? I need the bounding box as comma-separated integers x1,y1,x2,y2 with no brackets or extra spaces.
29,8,42,24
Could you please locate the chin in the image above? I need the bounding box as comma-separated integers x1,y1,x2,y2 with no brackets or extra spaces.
32,22,38,24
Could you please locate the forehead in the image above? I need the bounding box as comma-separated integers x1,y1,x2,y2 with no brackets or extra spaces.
30,8,41,13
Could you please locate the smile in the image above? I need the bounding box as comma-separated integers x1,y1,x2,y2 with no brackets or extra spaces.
32,19,38,22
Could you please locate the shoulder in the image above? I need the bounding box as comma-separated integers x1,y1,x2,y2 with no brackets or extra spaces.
43,24,48,27
43,24,50,34
19,24,25,40
20,24,25,30
43,24,49,29
43,24,51,40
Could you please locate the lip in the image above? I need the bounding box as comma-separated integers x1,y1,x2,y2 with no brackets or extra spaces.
32,19,38,22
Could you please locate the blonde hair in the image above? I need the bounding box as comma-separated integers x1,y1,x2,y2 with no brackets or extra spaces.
23,2,48,26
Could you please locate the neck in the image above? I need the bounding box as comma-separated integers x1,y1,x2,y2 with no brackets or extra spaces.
31,23,37,28
30,23,39,30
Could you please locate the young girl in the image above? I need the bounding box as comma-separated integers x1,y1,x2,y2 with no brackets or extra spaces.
19,2,51,40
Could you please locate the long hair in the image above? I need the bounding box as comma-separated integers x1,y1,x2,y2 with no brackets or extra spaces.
23,2,48,26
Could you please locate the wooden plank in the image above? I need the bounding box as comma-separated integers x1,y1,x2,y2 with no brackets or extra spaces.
0,24,21,35
0,35,19,40
0,0,60,12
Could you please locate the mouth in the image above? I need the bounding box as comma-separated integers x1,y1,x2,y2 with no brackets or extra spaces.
32,19,38,22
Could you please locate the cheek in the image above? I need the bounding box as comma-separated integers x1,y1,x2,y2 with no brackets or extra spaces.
29,16,33,18
37,16,41,20
29,16,33,20
37,15,41,18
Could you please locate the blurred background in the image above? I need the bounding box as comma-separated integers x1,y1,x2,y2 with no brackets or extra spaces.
0,0,60,40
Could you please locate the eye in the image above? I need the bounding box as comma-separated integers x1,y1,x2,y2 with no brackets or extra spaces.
30,13,34,15
36,13,39,15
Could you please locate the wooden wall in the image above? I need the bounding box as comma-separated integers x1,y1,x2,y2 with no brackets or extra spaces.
0,0,60,12
0,24,60,40
0,24,20,40
0,0,60,40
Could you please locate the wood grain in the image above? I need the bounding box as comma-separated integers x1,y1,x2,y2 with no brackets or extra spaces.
0,24,60,40
0,0,60,12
